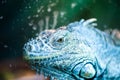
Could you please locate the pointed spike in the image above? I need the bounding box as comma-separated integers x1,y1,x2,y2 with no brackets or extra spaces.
83,18,97,26
91,23,97,26
79,19,85,24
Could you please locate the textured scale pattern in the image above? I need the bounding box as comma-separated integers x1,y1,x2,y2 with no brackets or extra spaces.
23,18,120,80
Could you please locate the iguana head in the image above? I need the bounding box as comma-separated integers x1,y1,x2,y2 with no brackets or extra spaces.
23,18,111,79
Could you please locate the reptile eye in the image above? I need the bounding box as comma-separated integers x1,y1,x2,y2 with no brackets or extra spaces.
57,38,64,43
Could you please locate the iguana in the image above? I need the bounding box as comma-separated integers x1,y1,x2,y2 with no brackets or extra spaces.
23,18,120,80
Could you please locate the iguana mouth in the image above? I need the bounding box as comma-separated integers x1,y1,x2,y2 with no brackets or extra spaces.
23,50,62,60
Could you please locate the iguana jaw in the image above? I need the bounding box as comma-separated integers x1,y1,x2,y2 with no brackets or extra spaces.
24,50,64,60
24,49,103,79
24,53,61,60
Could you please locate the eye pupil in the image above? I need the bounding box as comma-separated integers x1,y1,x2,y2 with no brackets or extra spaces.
57,38,63,43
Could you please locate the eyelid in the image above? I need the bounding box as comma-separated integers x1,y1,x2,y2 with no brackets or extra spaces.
56,36,65,41
56,35,64,40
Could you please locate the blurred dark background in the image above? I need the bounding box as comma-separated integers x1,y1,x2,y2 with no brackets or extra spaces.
0,0,120,80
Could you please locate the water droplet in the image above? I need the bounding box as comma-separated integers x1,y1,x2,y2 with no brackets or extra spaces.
28,20,34,26
0,16,3,20
27,16,31,19
47,7,51,12
32,26,37,30
28,6,31,9
60,11,65,17
2,0,7,4
9,64,12,68
35,14,39,18
4,45,8,48
71,3,77,8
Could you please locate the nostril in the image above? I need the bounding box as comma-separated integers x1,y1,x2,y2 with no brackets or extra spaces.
24,44,32,52
24,43,36,52
27,44,33,51
24,38,44,53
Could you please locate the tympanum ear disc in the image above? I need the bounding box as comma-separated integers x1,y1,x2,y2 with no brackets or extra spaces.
80,63,96,79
